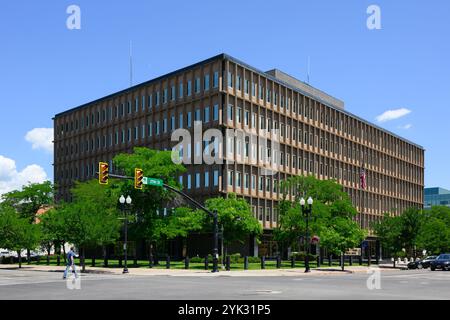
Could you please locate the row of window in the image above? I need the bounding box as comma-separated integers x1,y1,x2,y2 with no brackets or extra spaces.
57,71,220,136
226,69,422,164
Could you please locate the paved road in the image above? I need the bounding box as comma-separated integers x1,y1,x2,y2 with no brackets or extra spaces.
0,268,449,300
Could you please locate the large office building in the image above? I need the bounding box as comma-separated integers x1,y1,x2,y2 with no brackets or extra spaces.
54,54,425,257
424,187,450,209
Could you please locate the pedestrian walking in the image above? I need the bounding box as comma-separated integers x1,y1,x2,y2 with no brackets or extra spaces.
63,247,78,279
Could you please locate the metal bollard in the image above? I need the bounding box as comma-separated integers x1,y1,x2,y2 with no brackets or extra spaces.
91,257,96,267
261,256,266,269
166,255,170,269
317,256,321,268
57,255,61,266
276,255,281,269
184,256,189,269
328,255,332,266
359,255,362,265
226,256,231,271
46,255,50,265
349,256,353,266
291,256,295,268
244,256,249,270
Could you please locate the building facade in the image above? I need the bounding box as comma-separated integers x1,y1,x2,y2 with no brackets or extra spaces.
53,54,425,256
424,187,450,209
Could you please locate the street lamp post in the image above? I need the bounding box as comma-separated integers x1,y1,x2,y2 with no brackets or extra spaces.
212,210,219,273
119,195,132,274
300,197,313,273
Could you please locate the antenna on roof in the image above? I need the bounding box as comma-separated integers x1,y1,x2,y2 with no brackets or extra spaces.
129,40,133,88
307,56,311,85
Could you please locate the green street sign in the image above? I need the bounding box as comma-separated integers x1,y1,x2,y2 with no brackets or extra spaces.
142,177,163,187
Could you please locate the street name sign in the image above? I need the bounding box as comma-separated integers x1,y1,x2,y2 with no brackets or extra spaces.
142,177,163,187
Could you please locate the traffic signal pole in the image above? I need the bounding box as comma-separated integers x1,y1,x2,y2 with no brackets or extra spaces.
97,171,220,273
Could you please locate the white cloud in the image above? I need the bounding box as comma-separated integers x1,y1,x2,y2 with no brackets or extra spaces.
0,155,48,197
25,128,53,153
398,124,412,130
376,108,411,123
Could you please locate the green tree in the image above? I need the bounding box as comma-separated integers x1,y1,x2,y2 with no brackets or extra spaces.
59,180,122,271
112,147,188,261
0,205,41,268
417,206,450,255
276,175,366,266
205,193,262,257
398,207,424,258
1,181,53,261
372,213,403,262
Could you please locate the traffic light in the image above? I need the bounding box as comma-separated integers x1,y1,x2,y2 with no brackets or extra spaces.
134,168,143,190
99,162,109,185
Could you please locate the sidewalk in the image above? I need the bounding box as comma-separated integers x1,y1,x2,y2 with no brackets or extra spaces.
0,264,402,277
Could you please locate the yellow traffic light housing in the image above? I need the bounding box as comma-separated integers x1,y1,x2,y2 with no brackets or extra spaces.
134,168,143,190
99,162,109,185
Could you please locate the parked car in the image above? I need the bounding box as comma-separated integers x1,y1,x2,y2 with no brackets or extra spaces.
0,250,11,258
430,254,450,271
407,256,437,269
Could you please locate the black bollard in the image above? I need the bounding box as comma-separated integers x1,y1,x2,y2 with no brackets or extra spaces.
317,256,321,268
349,256,353,266
204,256,209,270
226,256,231,271
91,256,96,267
184,256,189,269
134,258,138,268
166,255,170,269
46,255,50,265
291,256,295,268
341,254,345,271
367,255,371,266
359,255,362,265
276,255,281,269
57,255,61,266
244,256,249,270
328,255,332,266
261,256,266,269
36,256,40,265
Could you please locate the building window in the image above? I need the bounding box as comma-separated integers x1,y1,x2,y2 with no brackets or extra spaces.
213,71,219,88
163,88,168,104
187,112,192,128
179,113,183,129
195,77,200,93
196,173,200,188
187,80,192,96
179,82,183,98
187,174,192,189
204,171,209,187
204,107,210,123
195,109,201,121
236,172,242,188
228,71,233,88
213,170,219,186
204,74,210,91
228,104,233,121
213,104,219,121
228,170,233,186
244,173,249,189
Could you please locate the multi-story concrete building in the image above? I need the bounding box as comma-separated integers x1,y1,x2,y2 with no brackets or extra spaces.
53,53,425,257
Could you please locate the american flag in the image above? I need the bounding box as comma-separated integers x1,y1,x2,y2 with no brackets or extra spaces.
360,167,367,189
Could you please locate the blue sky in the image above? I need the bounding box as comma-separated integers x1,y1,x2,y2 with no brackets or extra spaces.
0,0,449,194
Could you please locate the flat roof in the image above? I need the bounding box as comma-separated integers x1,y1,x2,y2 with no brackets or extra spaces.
54,53,424,150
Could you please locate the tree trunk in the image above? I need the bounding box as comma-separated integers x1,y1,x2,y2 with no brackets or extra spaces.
62,244,67,264
17,251,22,268
47,246,51,265
81,247,86,273
27,248,31,264
103,246,108,267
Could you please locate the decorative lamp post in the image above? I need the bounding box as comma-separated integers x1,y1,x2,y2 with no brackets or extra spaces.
119,195,132,274
300,197,313,273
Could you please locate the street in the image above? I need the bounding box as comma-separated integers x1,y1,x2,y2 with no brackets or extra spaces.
0,268,449,300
